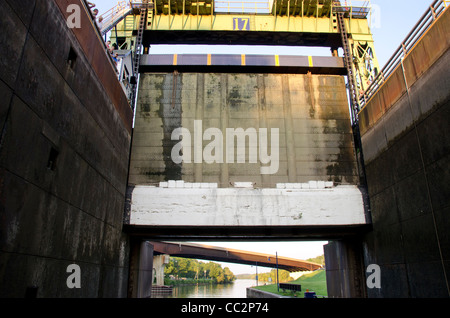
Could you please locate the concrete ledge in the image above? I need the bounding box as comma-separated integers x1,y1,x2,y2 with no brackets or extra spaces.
246,287,289,298
129,184,367,227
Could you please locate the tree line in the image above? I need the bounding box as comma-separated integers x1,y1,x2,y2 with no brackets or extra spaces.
236,269,293,283
164,257,236,284
306,255,325,266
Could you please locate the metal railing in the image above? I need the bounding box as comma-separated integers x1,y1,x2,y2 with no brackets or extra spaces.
81,0,118,68
81,0,134,103
359,0,449,110
333,7,370,19
99,1,133,35
214,0,271,14
128,0,153,9
215,0,371,16
333,0,371,19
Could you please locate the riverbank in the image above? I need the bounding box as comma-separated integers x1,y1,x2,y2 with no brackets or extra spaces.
251,270,327,298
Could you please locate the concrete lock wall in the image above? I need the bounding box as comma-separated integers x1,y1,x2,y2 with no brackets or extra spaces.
129,72,359,187
359,8,450,297
0,0,132,297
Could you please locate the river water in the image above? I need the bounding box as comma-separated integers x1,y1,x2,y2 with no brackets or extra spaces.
158,279,257,298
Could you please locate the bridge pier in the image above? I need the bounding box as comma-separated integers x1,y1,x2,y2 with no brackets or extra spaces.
324,239,367,298
153,254,170,286
128,240,154,298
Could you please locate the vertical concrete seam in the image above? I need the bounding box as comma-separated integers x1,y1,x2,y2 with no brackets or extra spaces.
194,73,204,182
306,71,316,117
257,74,269,188
281,75,297,182
220,73,229,187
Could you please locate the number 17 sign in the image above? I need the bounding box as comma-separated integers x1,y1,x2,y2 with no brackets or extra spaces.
233,18,250,31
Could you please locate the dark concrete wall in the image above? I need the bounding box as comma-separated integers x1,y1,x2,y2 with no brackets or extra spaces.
129,72,359,188
0,0,132,297
358,8,450,297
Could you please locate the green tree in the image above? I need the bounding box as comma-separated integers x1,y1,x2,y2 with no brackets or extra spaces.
224,267,235,283
257,269,292,283
208,262,222,282
306,255,325,266
164,257,236,284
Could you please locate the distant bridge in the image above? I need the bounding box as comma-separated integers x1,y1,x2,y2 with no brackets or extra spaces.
150,241,322,272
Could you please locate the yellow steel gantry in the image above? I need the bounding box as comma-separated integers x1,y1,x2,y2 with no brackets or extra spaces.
108,0,379,95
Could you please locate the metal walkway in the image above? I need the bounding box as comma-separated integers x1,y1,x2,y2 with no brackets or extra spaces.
99,1,133,35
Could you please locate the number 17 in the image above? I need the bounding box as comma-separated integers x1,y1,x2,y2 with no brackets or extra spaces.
233,18,249,31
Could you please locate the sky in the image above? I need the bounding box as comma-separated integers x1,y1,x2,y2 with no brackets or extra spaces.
90,0,436,275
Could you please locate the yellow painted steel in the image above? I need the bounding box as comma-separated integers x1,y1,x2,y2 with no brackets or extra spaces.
308,55,313,67
275,55,280,66
241,54,246,66
148,14,350,33
113,2,373,34
154,0,213,15
109,0,380,91
112,1,374,39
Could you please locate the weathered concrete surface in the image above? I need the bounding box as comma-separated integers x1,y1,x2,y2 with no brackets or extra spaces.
355,7,450,297
126,67,368,240
129,72,359,187
0,0,132,297
129,184,367,227
153,254,170,286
